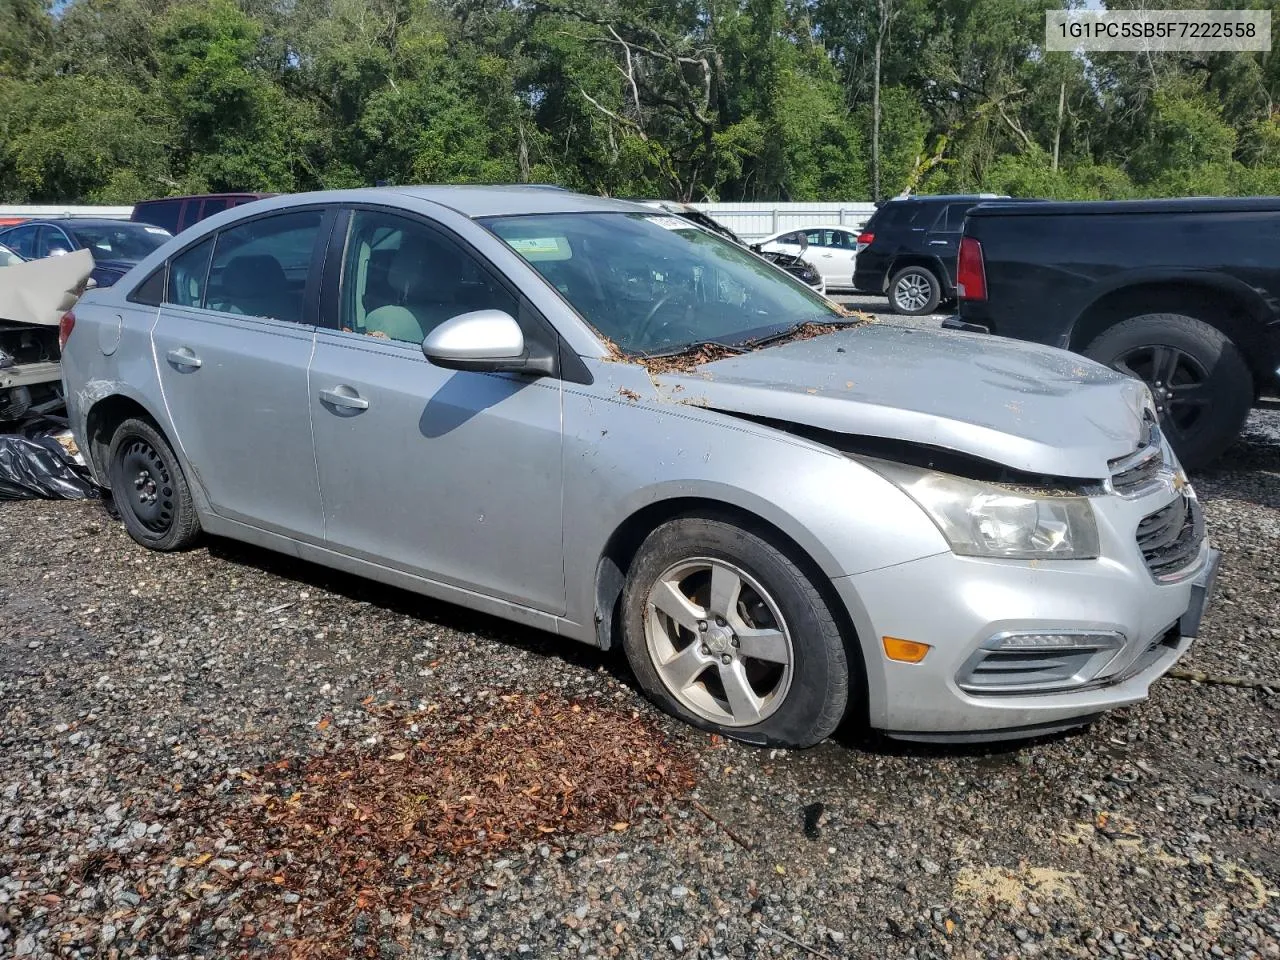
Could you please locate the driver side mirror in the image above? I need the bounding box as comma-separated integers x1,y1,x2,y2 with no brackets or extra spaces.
422,309,555,377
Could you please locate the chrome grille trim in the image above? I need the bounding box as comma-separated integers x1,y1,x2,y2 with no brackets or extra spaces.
1138,492,1205,582
1107,415,1166,497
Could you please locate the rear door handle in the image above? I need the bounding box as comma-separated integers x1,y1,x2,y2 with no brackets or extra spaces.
166,347,202,369
319,386,370,411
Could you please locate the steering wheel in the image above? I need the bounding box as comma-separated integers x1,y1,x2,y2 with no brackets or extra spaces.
632,293,673,347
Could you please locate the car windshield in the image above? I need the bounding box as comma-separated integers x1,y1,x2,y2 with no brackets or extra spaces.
483,212,840,355
69,222,171,261
0,243,21,267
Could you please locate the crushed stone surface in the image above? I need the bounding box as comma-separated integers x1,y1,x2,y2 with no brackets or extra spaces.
1,404,1277,959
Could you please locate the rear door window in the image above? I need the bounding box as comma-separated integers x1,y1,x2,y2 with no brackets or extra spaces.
38,227,74,258
205,210,325,323
940,202,974,232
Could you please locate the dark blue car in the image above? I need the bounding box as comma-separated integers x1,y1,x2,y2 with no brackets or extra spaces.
0,218,172,288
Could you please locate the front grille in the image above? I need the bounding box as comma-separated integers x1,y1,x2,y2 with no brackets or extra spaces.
1137,493,1204,580
1108,415,1165,496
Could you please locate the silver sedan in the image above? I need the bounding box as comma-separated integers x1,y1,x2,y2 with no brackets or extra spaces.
60,187,1217,747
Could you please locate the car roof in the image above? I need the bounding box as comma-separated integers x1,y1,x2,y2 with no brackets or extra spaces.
762,223,859,236
134,192,274,204
235,185,648,220
881,194,1010,205
0,217,150,230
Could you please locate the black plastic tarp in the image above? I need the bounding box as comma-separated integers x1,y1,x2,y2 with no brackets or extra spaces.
0,423,99,501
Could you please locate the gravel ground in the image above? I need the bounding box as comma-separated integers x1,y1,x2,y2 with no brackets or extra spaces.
2,353,1278,958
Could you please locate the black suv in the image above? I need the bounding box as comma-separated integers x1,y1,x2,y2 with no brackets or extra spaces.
853,194,1015,315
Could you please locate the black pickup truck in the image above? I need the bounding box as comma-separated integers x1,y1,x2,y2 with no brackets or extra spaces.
946,197,1280,468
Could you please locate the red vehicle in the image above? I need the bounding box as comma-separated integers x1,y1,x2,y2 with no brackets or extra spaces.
130,193,274,235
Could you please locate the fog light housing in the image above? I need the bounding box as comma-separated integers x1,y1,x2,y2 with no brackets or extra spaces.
957,630,1125,695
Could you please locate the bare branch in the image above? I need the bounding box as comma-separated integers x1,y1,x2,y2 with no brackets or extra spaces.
576,85,648,140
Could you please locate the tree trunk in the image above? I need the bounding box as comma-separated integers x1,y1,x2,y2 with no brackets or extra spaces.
872,0,893,199
1052,81,1065,171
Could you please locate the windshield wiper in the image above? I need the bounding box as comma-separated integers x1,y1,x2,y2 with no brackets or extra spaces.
736,315,861,349
638,339,748,360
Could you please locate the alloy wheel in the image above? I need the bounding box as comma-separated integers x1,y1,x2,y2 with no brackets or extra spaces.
894,273,932,312
643,558,794,727
1112,344,1211,448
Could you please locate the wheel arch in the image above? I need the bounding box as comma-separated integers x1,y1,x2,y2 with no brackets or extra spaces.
83,392,165,487
888,254,946,285
591,496,867,713
1067,277,1271,394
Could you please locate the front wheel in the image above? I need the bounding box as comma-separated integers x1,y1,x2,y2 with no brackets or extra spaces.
107,417,201,551
1083,313,1252,469
621,516,851,748
889,266,942,316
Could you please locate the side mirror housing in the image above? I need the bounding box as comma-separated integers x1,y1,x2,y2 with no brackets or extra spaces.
421,309,555,376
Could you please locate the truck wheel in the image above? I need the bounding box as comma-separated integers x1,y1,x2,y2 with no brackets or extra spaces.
889,266,942,315
621,516,851,748
107,417,201,551
1083,313,1252,469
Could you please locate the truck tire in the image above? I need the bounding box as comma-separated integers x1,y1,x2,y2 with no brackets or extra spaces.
889,266,942,316
1083,313,1252,469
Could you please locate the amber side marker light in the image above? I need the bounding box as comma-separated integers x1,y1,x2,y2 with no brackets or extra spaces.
882,637,931,663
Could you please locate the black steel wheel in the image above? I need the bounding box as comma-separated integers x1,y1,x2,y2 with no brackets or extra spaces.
108,417,200,551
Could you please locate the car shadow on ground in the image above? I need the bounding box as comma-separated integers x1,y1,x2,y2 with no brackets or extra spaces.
195,531,1118,760
200,533,635,685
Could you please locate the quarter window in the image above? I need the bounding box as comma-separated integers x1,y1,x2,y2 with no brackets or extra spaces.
339,210,517,344
940,203,973,232
166,237,214,308
204,211,324,323
1,225,38,259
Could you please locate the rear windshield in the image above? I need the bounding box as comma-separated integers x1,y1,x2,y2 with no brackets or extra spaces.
70,222,171,261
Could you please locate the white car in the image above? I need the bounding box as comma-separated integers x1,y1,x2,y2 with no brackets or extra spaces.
756,225,861,291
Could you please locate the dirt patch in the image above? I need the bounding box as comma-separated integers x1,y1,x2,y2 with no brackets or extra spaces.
22,692,695,959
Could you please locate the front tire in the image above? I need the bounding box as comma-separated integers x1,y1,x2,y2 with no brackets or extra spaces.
107,417,200,551
1083,313,1252,469
889,266,942,315
621,516,851,748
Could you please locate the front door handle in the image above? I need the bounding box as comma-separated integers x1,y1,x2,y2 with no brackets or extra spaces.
166,347,202,369
319,386,370,411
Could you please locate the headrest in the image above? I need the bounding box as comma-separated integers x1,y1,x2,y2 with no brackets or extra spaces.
386,237,460,299
224,254,287,295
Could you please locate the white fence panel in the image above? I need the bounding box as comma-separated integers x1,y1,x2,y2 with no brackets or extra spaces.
690,202,877,241
0,205,134,220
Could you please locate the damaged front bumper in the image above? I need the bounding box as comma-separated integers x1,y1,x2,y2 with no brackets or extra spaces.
833,537,1217,742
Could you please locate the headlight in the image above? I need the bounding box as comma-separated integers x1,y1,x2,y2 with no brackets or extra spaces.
859,458,1100,560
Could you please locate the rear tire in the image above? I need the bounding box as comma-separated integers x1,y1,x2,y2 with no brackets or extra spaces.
107,417,200,551
1083,313,1252,469
620,516,851,748
889,266,942,316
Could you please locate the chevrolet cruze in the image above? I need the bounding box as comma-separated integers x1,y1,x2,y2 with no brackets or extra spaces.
59,187,1218,747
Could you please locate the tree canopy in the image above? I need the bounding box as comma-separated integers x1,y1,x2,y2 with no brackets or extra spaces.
2,0,1279,204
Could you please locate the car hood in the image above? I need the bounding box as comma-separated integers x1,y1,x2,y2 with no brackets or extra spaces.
0,249,95,326
649,324,1151,479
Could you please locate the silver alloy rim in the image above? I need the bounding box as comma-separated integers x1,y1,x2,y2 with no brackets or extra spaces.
643,558,794,727
894,273,931,312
